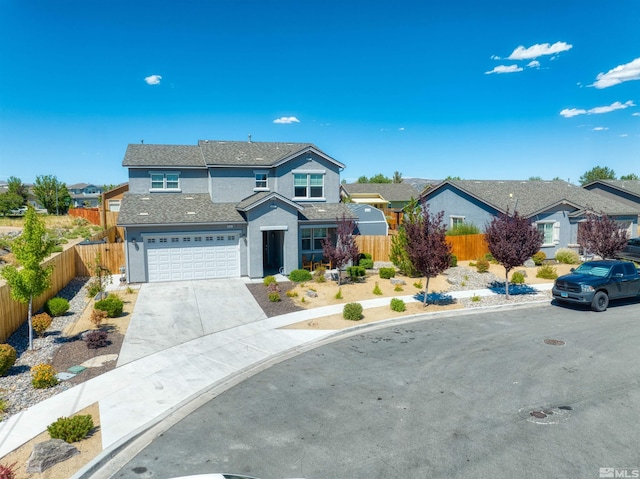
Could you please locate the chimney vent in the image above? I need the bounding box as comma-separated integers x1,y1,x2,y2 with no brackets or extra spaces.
248,134,252,143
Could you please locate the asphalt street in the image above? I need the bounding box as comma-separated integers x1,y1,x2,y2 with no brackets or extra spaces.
109,300,640,479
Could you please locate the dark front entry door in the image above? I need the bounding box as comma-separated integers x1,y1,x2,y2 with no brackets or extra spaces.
262,230,283,274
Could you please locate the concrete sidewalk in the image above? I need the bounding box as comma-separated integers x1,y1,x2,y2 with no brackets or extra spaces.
0,280,553,473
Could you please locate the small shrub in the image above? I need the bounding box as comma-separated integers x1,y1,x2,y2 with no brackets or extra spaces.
511,271,526,284
335,288,343,299
449,254,457,267
32,313,52,337
555,248,580,265
346,265,366,280
94,295,124,318
476,258,490,273
413,280,423,289
359,258,374,269
471,294,481,302
373,282,383,295
263,275,277,286
51,245,64,253
86,279,102,298
286,289,298,298
390,298,406,312
0,344,17,377
361,252,373,260
289,269,312,283
126,286,135,294
379,267,395,279
90,308,108,327
394,284,403,292
0,462,17,479
47,414,94,443
446,223,481,236
536,264,558,280
45,297,70,317
532,251,546,266
0,397,8,414
31,364,59,389
313,266,326,283
85,331,108,349
484,253,497,263
267,282,280,293
343,302,363,321
300,296,306,303
268,291,281,302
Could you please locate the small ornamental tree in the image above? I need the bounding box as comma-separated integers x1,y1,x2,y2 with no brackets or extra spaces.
1,207,55,350
322,214,360,285
403,202,452,306
389,198,420,277
577,211,629,259
484,211,543,298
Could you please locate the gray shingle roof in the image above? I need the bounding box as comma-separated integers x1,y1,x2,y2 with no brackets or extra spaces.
117,193,245,226
300,203,357,221
236,191,303,212
123,145,205,167
584,180,640,198
426,180,639,217
341,183,420,202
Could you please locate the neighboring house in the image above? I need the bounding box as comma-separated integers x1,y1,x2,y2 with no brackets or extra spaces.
340,182,419,214
68,183,104,208
583,180,640,233
346,203,388,236
118,140,356,282
421,179,639,257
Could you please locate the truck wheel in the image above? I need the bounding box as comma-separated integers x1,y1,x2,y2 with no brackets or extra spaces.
591,291,609,312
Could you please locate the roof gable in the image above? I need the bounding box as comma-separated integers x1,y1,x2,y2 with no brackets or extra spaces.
583,179,640,199
341,183,420,202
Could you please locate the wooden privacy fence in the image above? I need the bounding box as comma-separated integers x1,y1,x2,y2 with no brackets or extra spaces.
68,207,101,225
355,233,490,262
0,239,126,342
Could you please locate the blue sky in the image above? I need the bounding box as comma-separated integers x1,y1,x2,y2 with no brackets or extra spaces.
1,0,639,187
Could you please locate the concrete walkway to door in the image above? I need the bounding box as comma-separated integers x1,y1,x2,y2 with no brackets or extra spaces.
117,278,268,366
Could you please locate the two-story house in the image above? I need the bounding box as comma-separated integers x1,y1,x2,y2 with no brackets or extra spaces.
118,140,355,283
68,183,104,208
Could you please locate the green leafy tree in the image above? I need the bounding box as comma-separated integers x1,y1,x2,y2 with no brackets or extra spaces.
528,176,543,181
579,166,616,185
484,211,543,298
357,175,369,183
389,198,420,277
392,171,403,183
7,176,29,204
1,207,55,350
357,173,392,184
620,173,639,180
0,192,24,216
33,175,71,214
445,175,462,181
403,201,452,306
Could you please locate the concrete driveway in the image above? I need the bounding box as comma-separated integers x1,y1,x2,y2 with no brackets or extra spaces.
117,279,267,366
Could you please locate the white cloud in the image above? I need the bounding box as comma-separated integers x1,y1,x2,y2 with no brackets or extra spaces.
560,100,635,118
592,127,609,131
560,108,587,118
633,112,640,117
144,75,162,85
490,54,501,60
507,41,573,60
398,127,405,131
273,116,300,124
527,60,540,68
485,64,523,75
591,57,640,89
619,134,629,137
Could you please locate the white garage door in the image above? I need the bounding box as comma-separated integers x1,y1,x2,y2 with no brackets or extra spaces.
145,232,240,282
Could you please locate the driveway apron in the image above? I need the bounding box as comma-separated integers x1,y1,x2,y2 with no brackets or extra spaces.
117,278,267,366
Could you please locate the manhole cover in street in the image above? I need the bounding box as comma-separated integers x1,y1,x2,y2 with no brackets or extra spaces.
544,339,565,346
519,405,572,424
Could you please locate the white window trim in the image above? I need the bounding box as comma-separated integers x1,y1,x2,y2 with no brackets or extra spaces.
537,221,560,247
293,172,326,201
253,170,270,192
300,227,330,252
107,199,121,212
450,215,465,229
149,171,181,192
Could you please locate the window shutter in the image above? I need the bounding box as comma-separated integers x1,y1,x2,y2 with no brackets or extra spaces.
553,222,560,244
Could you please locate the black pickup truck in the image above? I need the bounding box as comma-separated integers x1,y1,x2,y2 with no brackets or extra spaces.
552,259,640,312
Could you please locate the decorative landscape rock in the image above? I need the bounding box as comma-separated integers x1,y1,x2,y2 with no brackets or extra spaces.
390,278,407,285
515,269,527,278
306,290,318,298
26,439,79,473
524,259,535,268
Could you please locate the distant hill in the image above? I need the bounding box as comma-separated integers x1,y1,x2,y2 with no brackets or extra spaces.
402,177,441,194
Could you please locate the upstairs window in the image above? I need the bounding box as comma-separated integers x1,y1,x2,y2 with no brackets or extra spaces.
255,172,268,190
150,172,180,191
294,173,324,199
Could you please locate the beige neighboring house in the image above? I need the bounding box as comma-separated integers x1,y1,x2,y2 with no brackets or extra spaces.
340,182,420,228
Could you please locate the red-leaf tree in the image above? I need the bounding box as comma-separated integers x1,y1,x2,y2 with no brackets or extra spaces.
484,211,543,298
403,202,452,306
322,214,360,285
577,211,629,259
